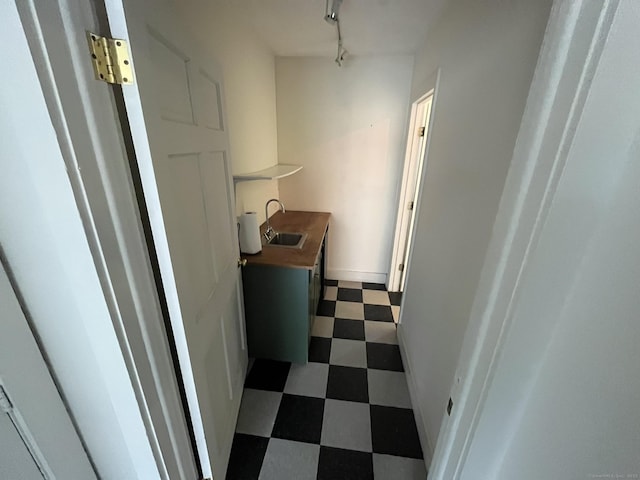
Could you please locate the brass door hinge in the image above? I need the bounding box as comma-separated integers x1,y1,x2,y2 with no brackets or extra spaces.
398,263,405,272
418,126,426,137
86,32,134,85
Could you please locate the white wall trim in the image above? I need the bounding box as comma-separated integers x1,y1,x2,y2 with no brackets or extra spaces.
397,324,433,466
326,269,387,285
427,1,621,478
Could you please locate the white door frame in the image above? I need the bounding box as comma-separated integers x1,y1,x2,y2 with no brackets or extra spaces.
427,0,620,478
389,71,439,294
3,0,199,478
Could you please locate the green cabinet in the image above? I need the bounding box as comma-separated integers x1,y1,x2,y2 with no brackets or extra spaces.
242,241,325,364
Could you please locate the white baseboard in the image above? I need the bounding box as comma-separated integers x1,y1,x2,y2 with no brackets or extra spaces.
397,324,433,469
326,269,387,285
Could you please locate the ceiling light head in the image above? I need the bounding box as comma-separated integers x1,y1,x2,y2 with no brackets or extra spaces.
324,0,342,24
325,12,338,25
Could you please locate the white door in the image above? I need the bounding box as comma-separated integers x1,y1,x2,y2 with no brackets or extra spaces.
400,94,432,292
0,261,97,479
389,91,434,293
103,1,247,478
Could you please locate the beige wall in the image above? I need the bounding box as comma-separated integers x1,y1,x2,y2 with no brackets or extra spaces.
276,56,414,282
398,0,553,457
177,1,280,222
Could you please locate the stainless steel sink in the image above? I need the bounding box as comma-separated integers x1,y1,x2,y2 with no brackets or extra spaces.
265,232,307,249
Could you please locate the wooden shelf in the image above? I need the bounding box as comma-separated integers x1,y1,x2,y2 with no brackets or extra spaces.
233,164,302,184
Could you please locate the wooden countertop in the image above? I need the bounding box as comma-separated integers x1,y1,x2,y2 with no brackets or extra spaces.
242,211,330,269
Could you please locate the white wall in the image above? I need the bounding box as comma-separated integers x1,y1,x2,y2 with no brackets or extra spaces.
460,2,640,477
177,0,280,222
398,0,553,456
276,56,414,283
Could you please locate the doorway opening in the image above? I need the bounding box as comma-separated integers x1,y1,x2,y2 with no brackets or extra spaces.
388,90,434,296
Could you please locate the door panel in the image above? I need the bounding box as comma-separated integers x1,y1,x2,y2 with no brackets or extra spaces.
159,154,218,317
0,262,97,479
201,152,236,275
223,290,246,401
105,1,248,478
147,29,196,125
196,71,224,131
0,413,43,480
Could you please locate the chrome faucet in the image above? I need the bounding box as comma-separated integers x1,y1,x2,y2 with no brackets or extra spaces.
264,198,285,242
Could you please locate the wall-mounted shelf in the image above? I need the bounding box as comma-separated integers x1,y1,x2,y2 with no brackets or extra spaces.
233,164,303,184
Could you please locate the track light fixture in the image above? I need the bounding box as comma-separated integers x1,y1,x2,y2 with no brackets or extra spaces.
324,0,342,24
324,0,347,66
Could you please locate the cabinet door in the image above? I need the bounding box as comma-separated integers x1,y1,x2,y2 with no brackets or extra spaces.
244,265,309,363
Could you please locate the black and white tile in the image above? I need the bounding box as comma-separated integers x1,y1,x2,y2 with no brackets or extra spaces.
227,281,424,480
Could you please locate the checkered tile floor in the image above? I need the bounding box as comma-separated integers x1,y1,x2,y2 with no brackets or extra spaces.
226,281,426,480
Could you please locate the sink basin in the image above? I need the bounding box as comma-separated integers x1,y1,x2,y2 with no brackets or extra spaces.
265,232,308,249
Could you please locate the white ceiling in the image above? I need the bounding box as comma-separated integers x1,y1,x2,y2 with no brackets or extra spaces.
211,0,450,57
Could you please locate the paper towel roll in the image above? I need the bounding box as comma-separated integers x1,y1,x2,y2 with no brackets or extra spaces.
239,212,262,254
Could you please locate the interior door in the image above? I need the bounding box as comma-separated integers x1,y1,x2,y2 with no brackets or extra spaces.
400,94,432,291
104,1,248,478
390,91,433,293
0,261,97,479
